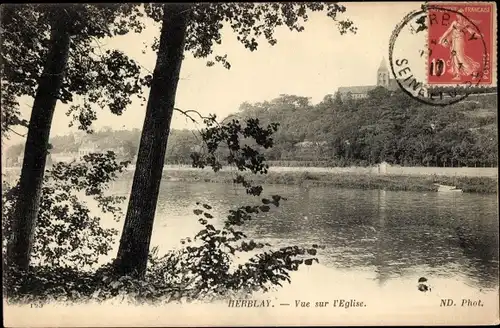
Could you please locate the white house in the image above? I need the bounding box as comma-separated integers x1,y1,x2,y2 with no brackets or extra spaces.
78,142,99,157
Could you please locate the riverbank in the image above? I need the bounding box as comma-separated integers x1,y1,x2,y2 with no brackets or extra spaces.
3,166,497,194
159,170,498,194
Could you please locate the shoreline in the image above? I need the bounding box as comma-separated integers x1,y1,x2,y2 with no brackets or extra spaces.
158,170,498,194
3,166,497,194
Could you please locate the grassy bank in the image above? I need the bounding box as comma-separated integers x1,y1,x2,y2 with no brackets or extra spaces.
159,169,498,194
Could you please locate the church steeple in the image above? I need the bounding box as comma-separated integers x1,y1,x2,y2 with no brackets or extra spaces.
377,57,388,72
377,57,389,87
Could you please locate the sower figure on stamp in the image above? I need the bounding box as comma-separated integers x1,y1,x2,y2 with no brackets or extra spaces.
438,9,482,81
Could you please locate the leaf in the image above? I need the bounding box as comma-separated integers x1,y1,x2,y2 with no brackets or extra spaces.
193,209,203,215
91,289,101,299
202,204,212,210
261,198,271,204
307,248,317,256
244,206,256,213
418,277,428,283
259,205,270,212
110,280,122,289
204,212,214,219
304,259,313,265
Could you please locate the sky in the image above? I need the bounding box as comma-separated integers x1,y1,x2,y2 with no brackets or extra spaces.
3,2,427,150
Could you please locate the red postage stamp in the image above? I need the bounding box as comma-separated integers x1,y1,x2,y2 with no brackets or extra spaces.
427,2,495,85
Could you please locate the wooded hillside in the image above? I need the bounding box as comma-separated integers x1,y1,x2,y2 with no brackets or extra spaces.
6,88,497,167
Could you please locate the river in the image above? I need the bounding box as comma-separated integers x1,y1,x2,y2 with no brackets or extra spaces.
4,177,500,325
107,180,498,286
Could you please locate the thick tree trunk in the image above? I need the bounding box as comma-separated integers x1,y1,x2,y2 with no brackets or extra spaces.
114,4,191,277
7,11,71,271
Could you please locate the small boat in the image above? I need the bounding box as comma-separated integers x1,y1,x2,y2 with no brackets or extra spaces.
434,183,463,193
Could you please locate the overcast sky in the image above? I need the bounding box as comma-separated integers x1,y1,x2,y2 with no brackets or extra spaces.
4,2,426,150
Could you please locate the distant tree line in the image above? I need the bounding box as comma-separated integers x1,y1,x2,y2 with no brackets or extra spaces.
4,128,200,166
235,88,498,167
5,88,497,169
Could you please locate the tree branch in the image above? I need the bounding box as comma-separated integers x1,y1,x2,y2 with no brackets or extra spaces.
7,127,27,138
90,35,105,57
173,107,218,126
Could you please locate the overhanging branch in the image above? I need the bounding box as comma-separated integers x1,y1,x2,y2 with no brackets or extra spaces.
7,127,26,138
173,107,218,126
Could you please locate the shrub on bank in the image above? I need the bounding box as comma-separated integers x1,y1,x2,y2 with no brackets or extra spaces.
4,200,321,305
3,158,321,305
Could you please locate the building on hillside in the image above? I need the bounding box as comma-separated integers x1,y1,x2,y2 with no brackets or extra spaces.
78,141,131,160
50,151,79,163
48,141,126,165
46,143,93,165
337,58,399,100
78,142,99,157
16,138,135,168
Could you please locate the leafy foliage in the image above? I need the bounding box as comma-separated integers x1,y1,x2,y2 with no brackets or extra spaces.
4,197,322,304
144,197,320,300
2,152,129,268
2,115,324,304
0,2,356,136
2,102,323,304
144,3,356,69
0,4,148,135
7,90,496,169
3,2,353,302
232,92,498,167
2,101,323,304
190,115,279,196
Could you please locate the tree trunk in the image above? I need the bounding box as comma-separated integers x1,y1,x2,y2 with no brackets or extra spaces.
7,11,71,272
114,4,191,277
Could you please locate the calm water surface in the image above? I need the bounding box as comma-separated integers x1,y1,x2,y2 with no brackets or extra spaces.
106,180,499,298
3,174,499,323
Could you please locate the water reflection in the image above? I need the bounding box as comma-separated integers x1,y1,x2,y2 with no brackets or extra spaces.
133,181,498,292
11,171,493,293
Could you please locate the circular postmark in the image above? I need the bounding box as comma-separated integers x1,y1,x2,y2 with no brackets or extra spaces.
389,4,490,106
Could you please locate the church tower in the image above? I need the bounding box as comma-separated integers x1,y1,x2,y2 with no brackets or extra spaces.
377,58,390,88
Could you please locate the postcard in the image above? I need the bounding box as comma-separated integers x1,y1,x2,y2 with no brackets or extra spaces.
2,2,498,326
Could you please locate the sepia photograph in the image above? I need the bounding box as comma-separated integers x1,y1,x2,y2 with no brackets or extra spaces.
1,1,498,326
